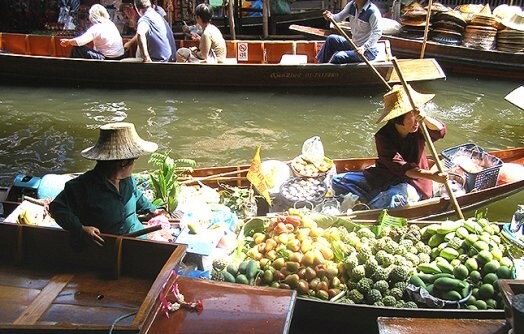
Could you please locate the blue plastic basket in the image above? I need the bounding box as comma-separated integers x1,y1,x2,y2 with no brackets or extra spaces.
441,143,503,193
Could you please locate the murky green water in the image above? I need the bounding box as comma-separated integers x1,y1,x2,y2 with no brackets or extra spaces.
1,74,522,220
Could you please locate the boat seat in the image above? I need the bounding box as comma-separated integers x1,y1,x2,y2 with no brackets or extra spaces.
279,54,308,65
372,42,388,63
224,58,238,64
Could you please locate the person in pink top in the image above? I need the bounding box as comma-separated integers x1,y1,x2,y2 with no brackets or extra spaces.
60,4,124,60
332,85,449,209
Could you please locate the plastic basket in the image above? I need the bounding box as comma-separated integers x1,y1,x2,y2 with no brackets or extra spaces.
441,143,503,193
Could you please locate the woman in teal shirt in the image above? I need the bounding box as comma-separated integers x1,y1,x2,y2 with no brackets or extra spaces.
49,122,165,246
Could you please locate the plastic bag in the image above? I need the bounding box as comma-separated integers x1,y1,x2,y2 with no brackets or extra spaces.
302,136,324,165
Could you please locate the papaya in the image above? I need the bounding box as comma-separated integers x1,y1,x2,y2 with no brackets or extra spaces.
409,275,426,288
464,219,483,234
428,233,445,247
238,260,250,274
227,264,239,276
236,274,249,285
441,290,462,301
436,220,463,235
222,271,236,283
434,277,461,290
417,273,435,283
440,247,459,261
436,261,454,274
418,262,442,274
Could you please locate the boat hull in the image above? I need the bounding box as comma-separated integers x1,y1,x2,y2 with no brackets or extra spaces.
0,32,445,88
289,24,524,80
382,34,524,80
290,297,503,334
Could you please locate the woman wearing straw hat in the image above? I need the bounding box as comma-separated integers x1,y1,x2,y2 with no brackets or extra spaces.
332,85,448,209
49,122,166,246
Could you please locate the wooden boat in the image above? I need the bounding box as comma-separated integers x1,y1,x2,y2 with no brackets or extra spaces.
376,317,508,334
181,146,524,221
289,297,504,334
0,221,186,333
289,24,524,80
0,32,445,88
381,34,524,80
1,147,523,222
0,222,297,333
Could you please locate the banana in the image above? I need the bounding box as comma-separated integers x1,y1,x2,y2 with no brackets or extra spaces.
17,208,39,225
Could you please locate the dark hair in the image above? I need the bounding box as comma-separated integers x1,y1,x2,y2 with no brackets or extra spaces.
95,159,136,174
134,0,151,10
390,112,409,125
195,3,213,23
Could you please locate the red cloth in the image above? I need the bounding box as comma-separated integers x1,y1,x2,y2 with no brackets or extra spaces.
364,120,447,199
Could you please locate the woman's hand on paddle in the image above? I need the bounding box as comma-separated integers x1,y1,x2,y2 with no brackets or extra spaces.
82,225,104,247
322,10,333,21
431,171,448,184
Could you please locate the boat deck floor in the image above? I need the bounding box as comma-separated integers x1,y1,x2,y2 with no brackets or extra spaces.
0,264,151,327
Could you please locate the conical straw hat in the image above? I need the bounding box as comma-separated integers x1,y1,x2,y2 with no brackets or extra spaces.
502,11,524,31
377,84,435,123
493,4,522,20
81,122,158,160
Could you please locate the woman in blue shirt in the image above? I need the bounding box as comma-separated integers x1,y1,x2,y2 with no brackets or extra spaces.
49,122,165,246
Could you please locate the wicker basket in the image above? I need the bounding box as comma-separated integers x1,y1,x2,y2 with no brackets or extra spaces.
442,143,503,193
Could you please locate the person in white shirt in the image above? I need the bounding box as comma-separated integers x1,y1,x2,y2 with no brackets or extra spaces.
60,4,125,60
176,3,226,63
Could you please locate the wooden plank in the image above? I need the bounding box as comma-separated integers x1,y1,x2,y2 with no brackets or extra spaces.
143,276,297,334
13,274,73,325
135,244,187,328
388,58,446,84
377,317,508,334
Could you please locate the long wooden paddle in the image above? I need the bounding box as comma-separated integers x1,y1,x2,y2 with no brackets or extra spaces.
329,17,392,90
391,57,464,219
180,167,250,185
420,0,433,59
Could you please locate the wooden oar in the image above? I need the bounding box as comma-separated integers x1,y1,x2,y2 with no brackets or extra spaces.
181,167,250,185
420,0,433,59
329,17,392,90
391,57,464,219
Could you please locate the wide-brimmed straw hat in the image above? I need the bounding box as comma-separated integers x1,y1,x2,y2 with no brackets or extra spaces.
502,11,524,31
81,122,158,160
377,84,435,123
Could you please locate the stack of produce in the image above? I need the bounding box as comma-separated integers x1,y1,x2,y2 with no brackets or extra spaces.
411,218,514,309
210,211,515,310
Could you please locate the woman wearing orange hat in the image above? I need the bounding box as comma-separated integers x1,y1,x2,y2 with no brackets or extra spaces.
49,122,166,246
332,85,448,209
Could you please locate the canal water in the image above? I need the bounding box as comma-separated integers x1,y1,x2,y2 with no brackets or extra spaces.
0,74,522,220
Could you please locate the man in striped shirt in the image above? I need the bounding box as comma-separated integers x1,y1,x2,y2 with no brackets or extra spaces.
316,0,382,64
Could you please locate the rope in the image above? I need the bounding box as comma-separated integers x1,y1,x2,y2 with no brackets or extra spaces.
108,311,137,334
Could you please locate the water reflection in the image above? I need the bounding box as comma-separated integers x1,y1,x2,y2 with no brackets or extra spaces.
0,75,522,219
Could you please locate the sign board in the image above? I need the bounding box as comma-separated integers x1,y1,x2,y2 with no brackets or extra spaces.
237,42,248,62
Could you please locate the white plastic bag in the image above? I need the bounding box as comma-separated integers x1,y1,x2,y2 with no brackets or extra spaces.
301,136,324,165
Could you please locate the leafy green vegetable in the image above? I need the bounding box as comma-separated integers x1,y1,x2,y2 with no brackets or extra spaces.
148,152,196,212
